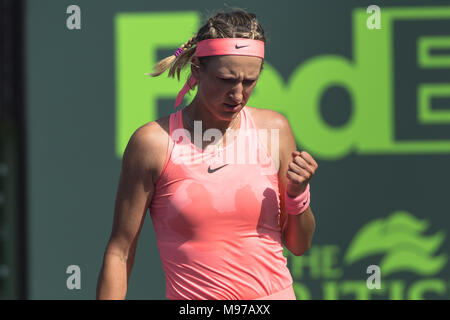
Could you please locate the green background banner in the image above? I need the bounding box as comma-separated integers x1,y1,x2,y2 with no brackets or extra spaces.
24,0,450,299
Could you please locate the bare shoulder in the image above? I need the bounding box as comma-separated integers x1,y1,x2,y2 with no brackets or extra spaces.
124,116,170,183
134,115,170,140
245,106,290,131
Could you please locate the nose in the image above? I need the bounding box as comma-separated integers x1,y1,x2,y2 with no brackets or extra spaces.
228,82,244,104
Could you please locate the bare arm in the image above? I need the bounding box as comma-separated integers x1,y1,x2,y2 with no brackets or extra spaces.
96,124,161,299
276,114,316,256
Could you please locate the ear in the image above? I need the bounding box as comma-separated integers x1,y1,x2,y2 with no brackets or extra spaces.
191,56,202,80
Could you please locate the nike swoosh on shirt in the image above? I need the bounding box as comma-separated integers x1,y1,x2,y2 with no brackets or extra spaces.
208,164,229,173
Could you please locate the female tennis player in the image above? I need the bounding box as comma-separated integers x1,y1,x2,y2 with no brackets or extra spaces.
96,9,317,300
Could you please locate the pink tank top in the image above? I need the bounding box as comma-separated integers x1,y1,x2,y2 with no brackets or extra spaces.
149,106,295,300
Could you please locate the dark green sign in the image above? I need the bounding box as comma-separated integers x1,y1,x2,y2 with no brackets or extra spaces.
23,0,450,299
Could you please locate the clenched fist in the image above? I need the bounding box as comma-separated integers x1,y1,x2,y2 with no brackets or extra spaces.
286,150,318,198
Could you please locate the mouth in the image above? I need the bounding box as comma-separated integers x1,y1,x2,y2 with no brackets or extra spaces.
223,103,241,110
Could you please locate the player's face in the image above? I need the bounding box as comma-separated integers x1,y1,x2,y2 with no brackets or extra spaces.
192,55,263,119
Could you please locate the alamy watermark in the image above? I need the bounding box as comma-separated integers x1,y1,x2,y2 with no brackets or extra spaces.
366,265,381,289
66,5,81,30
171,120,280,175
66,265,81,290
366,5,381,30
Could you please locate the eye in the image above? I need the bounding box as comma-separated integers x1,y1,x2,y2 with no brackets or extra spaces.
219,78,236,83
218,78,256,86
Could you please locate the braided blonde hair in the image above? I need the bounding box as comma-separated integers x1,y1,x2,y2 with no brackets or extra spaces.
146,35,198,80
147,8,266,83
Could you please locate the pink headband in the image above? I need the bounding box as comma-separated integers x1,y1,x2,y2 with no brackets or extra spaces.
174,38,265,109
